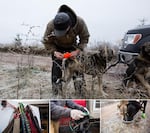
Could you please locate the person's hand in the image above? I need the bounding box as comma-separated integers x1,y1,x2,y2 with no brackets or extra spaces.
71,49,80,58
70,109,85,120
54,51,63,60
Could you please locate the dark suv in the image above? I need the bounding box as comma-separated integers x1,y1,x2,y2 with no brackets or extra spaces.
119,25,150,64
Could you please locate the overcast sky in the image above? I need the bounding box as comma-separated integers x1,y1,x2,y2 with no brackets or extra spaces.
0,0,150,45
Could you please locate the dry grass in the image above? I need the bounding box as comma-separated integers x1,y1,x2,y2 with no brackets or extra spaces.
0,50,149,99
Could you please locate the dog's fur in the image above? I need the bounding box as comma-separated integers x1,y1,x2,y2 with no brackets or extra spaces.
61,45,114,97
117,100,128,116
124,42,150,96
118,100,147,123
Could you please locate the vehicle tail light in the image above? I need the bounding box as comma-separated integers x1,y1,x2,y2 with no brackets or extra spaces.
124,34,142,44
133,34,142,44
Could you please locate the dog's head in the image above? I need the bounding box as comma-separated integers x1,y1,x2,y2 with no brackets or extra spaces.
87,45,114,62
123,101,142,123
117,100,128,115
97,45,114,62
140,42,150,60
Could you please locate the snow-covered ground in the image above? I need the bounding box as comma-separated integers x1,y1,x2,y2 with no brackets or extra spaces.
101,101,150,133
0,52,149,99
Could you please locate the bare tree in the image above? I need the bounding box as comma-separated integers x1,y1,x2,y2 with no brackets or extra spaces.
14,34,22,47
138,18,147,26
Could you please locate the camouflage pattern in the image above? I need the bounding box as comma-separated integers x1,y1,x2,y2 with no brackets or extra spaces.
42,5,90,54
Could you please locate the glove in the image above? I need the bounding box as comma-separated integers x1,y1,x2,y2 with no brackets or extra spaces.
70,109,85,120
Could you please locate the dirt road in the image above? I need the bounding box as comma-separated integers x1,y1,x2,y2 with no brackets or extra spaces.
0,52,149,99
101,101,150,133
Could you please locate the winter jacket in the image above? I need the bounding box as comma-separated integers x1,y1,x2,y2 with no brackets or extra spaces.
50,100,84,121
42,5,90,54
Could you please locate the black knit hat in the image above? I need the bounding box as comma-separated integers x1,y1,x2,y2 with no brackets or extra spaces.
54,12,71,37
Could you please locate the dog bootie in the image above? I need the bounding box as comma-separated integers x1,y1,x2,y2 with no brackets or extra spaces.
141,113,146,119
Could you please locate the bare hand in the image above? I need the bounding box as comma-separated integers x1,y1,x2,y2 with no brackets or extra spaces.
71,49,80,57
54,51,63,60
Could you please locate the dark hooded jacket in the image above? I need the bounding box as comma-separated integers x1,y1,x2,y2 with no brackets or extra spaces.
51,100,85,121
43,5,90,54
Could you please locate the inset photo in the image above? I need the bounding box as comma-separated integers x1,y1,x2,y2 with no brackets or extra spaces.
0,99,49,133
101,100,150,133
50,99,100,133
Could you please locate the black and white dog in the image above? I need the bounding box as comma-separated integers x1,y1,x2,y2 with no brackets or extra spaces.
123,100,147,123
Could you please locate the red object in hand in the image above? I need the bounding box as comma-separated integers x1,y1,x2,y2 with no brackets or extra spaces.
63,52,72,58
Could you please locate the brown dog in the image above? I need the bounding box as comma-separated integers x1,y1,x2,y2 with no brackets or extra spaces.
61,45,114,97
125,42,150,96
117,100,128,116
